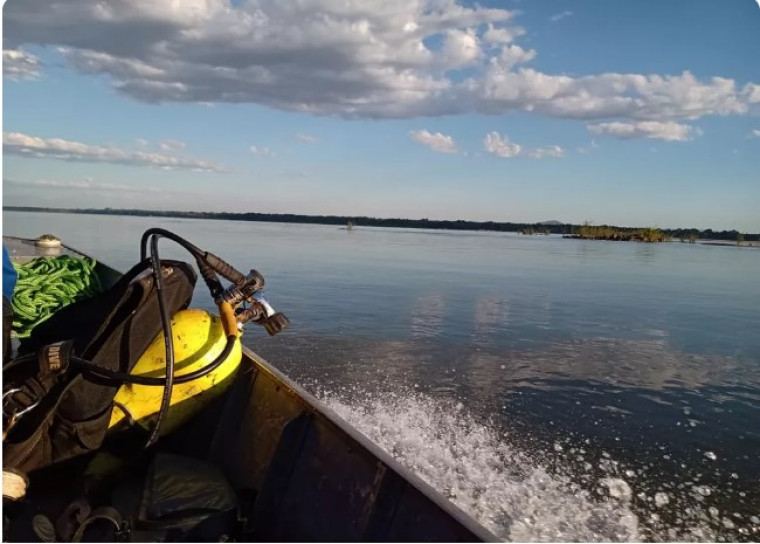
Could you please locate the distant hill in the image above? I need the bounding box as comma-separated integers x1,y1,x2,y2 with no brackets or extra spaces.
539,220,564,226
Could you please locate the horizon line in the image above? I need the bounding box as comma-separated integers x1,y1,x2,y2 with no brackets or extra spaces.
3,206,758,237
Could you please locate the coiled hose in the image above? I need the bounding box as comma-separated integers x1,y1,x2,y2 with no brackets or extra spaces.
10,255,101,338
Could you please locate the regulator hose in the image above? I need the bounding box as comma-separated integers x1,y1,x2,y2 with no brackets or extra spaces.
70,337,236,386
4,338,236,387
143,233,174,449
139,228,226,298
10,256,101,338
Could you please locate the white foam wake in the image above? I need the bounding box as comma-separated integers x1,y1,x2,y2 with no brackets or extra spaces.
317,388,647,542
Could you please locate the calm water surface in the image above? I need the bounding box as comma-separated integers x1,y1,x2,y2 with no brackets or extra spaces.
4,211,760,541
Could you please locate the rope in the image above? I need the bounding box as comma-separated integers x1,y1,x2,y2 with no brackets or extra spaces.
10,255,102,338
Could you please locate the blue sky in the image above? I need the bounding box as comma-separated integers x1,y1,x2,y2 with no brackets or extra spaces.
2,0,759,231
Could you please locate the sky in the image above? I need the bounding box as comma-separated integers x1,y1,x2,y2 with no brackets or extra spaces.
1,0,759,231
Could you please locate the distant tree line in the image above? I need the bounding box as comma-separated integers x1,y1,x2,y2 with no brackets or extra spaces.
4,206,758,242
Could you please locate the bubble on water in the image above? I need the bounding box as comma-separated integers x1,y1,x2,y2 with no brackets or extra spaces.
625,469,635,478
320,388,644,541
709,507,720,518
722,518,735,530
314,385,725,542
750,515,760,524
602,478,632,501
693,485,712,497
655,492,670,507
553,442,563,452
704,451,717,461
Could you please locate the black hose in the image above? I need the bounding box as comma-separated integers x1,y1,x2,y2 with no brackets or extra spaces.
4,336,236,387
139,228,225,298
139,228,204,261
69,336,236,386
143,234,174,449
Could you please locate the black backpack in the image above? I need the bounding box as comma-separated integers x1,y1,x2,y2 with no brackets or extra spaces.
3,259,196,473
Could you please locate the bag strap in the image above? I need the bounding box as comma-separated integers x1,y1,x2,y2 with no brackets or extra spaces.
3,374,83,468
3,341,74,434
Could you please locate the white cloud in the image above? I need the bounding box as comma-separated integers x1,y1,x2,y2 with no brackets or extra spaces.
3,49,41,80
7,177,161,192
410,129,458,154
483,132,521,157
2,1,757,125
135,138,150,147
483,24,525,45
439,28,481,69
483,131,564,159
587,121,701,141
577,140,600,154
249,145,274,156
744,84,760,103
476,69,750,121
527,145,564,159
158,139,186,151
295,133,318,143
549,11,573,22
490,45,536,71
751,129,760,138
3,131,226,172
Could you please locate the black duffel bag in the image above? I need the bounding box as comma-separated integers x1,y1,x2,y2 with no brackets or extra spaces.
3,258,196,474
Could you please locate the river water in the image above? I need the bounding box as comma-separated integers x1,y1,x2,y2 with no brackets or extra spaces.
4,211,759,541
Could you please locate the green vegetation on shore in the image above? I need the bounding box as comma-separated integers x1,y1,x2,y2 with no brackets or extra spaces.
4,206,758,243
565,224,668,242
521,226,550,235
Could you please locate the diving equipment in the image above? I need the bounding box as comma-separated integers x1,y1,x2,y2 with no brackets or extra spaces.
3,228,289,474
108,309,243,436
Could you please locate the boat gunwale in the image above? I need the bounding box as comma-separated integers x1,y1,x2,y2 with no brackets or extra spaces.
240,344,499,542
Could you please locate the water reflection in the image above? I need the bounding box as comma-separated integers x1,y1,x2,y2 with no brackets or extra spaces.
410,294,446,340
472,295,510,345
634,243,658,264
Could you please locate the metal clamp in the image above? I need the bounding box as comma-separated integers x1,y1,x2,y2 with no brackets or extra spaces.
2,387,41,436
